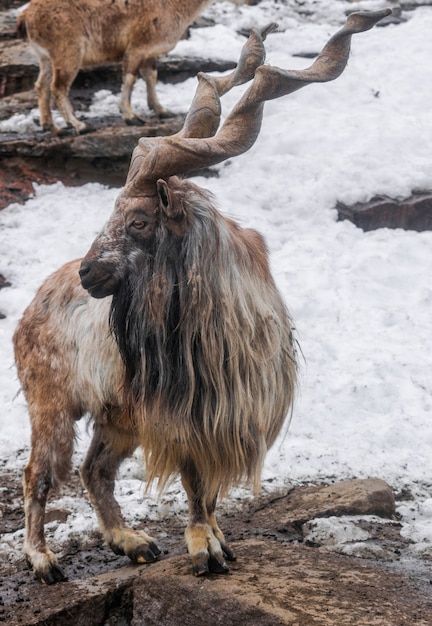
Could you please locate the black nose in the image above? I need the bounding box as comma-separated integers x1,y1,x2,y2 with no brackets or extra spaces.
78,260,91,279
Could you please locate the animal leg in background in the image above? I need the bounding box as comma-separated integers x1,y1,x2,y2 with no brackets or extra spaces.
80,421,161,564
51,61,87,134
119,56,170,124
34,39,86,135
32,46,55,132
119,70,141,125
140,58,171,118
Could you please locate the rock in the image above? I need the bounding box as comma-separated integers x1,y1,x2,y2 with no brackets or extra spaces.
287,478,396,524
132,539,432,625
0,117,184,160
0,158,64,209
249,478,396,529
337,192,432,231
301,515,404,562
2,477,431,625
0,119,185,207
3,539,431,625
0,273,11,289
132,553,285,626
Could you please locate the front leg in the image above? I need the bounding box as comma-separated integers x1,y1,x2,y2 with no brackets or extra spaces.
80,421,161,564
207,496,236,564
181,462,235,575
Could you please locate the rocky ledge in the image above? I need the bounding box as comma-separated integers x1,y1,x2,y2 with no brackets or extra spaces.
1,477,432,625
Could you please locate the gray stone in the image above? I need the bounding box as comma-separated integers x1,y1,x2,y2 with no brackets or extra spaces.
283,478,396,525
248,478,396,530
337,192,432,231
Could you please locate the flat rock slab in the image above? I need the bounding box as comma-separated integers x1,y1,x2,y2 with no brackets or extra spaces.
281,478,396,525
0,118,184,208
2,540,431,626
132,542,432,626
337,192,432,231
0,117,184,159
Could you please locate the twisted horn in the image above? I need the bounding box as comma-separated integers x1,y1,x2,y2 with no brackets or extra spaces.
125,9,391,196
177,23,278,140
125,24,276,196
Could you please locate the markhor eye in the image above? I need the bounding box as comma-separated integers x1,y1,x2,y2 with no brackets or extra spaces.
132,220,147,230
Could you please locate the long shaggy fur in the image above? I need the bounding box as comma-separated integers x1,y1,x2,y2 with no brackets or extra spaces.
109,178,297,499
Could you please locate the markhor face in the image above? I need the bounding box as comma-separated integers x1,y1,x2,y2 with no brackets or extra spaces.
79,182,187,299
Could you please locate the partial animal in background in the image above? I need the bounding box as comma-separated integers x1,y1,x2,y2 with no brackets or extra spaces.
16,0,215,134
14,9,391,584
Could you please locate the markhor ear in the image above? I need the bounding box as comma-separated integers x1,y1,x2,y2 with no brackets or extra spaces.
157,179,183,219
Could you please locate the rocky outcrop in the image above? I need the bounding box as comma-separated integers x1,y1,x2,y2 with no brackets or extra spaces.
2,477,431,626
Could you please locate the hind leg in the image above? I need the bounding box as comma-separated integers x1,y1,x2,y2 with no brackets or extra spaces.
80,421,160,564
51,61,86,134
23,409,76,584
119,50,145,125
32,47,58,133
140,59,171,118
120,53,170,123
181,461,233,576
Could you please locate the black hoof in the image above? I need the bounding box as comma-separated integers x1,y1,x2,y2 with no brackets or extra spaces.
36,564,68,585
222,545,237,562
157,110,175,119
208,555,229,574
193,562,209,576
125,116,146,126
149,541,162,557
131,541,161,564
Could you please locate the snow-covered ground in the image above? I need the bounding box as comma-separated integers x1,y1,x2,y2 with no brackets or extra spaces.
1,0,432,565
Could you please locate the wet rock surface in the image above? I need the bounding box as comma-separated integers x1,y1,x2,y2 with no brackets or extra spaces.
1,475,432,625
0,117,185,208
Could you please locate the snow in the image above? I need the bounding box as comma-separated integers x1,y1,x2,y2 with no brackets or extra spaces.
1,0,432,563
